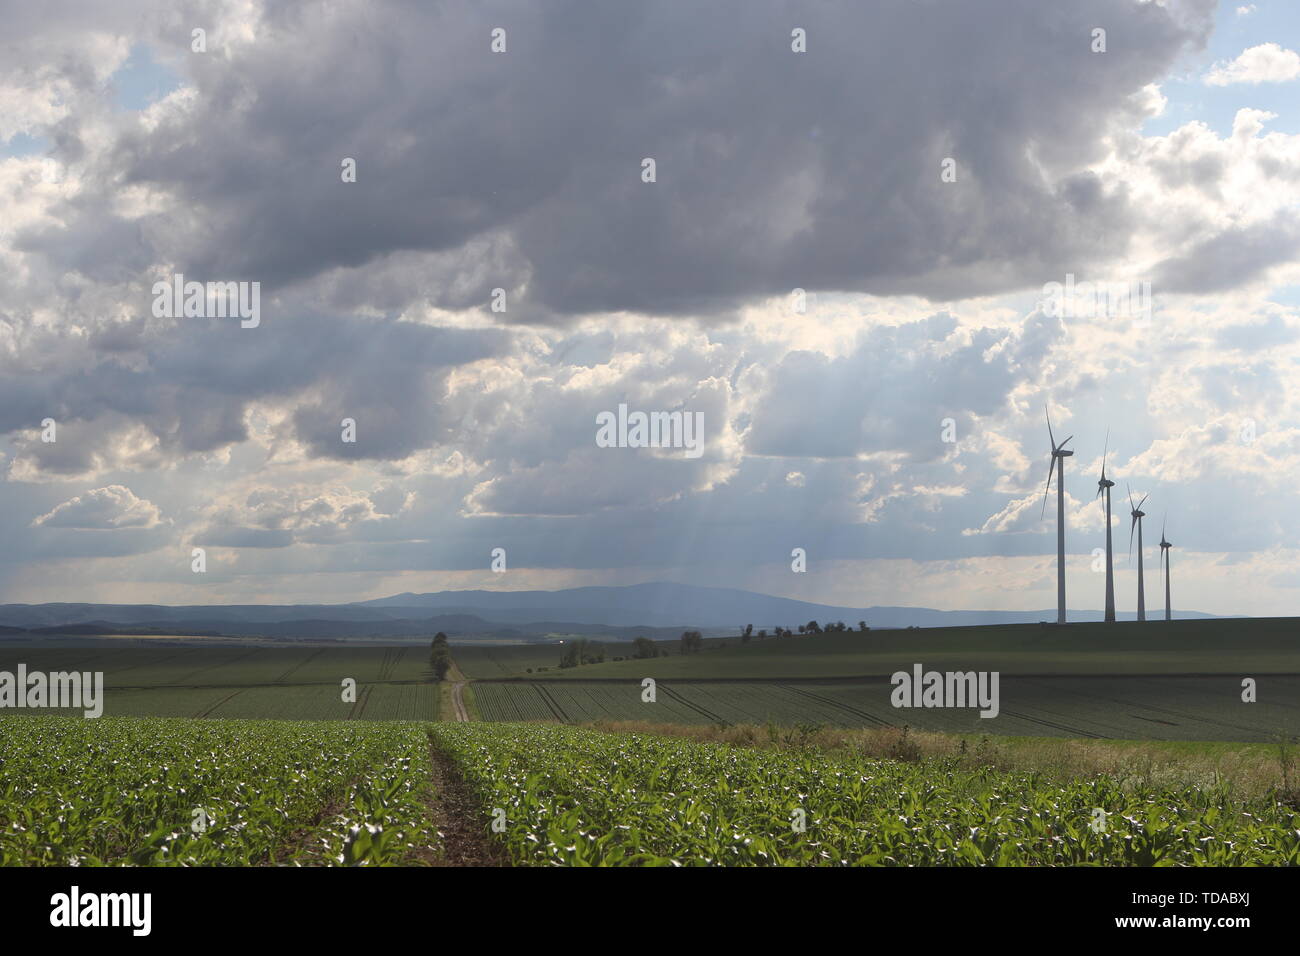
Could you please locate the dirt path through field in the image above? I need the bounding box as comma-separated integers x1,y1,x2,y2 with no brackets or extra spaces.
444,659,471,721
424,734,508,866
451,682,469,721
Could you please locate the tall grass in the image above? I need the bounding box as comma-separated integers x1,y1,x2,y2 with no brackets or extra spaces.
584,719,1297,802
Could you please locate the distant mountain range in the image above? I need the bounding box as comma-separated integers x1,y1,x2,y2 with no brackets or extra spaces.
0,582,1217,641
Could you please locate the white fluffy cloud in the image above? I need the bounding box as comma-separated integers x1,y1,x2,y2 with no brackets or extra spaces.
1205,43,1300,85
33,485,163,529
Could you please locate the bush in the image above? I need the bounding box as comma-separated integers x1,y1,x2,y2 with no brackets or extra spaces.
886,726,922,763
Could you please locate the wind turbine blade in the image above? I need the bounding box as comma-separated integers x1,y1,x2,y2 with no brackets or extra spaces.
1041,457,1056,518
1061,434,1074,449
1138,493,1149,512
1129,513,1136,558
1045,406,1056,449
1101,429,1109,478
1128,484,1135,511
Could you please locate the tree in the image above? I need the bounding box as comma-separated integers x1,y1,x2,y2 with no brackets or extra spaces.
858,621,869,633
680,630,704,654
560,638,605,668
430,632,452,681
631,637,659,659
805,620,822,634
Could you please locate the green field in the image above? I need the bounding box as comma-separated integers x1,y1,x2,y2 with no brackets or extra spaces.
4,619,1296,738
0,644,441,721
428,722,1300,865
471,676,1300,741
458,619,1300,742
456,619,1300,680
0,716,438,865
0,645,433,686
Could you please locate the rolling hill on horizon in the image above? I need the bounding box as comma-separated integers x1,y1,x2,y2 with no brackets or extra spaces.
0,581,1218,639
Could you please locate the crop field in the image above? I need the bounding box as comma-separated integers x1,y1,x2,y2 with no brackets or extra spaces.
454,643,569,679
0,645,441,721
458,619,1300,681
0,716,439,865
0,645,432,688
472,676,1300,741
0,682,441,721
2,627,1296,869
427,722,1300,865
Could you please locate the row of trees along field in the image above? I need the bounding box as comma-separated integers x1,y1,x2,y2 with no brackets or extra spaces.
555,620,876,670
756,620,871,638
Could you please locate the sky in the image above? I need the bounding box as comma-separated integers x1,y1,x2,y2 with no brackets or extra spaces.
2,0,1300,615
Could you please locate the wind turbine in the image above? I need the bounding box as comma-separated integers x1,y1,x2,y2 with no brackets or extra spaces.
1128,486,1149,622
1041,407,1074,624
1096,432,1116,623
1160,518,1173,623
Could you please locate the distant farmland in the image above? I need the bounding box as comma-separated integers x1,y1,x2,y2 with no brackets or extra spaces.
0,644,441,721
472,676,1300,742
4,618,1297,740
456,619,1300,681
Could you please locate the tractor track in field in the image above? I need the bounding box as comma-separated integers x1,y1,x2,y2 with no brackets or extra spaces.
195,688,244,718
660,685,724,724
534,684,568,721
348,685,373,720
170,648,262,686
424,734,509,867
998,707,1106,738
377,647,405,682
780,684,890,726
273,647,324,683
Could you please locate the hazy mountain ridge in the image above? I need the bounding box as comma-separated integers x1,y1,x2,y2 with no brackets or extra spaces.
0,582,1216,639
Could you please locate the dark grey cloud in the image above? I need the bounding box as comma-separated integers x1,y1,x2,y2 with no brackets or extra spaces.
25,0,1210,318
0,314,509,470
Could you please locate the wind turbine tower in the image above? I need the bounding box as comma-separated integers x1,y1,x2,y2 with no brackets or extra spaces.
1160,519,1173,623
1096,433,1115,623
1042,408,1074,624
1128,486,1149,622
